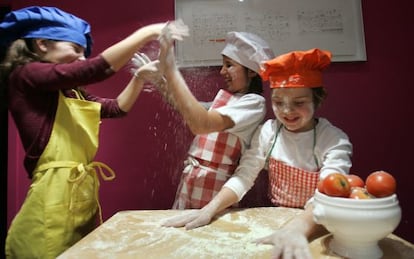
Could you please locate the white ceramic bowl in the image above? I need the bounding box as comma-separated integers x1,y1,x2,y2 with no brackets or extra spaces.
313,190,401,259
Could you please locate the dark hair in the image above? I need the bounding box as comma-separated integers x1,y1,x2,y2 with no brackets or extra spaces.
0,39,41,107
246,71,263,95
312,86,327,108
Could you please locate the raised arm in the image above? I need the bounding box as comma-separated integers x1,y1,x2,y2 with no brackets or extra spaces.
108,21,188,112
100,23,164,72
158,25,235,135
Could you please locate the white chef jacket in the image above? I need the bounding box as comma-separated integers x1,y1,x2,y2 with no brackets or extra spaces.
223,118,353,200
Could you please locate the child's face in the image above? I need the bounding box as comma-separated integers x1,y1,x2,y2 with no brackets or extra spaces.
271,87,315,132
220,56,253,94
40,40,86,64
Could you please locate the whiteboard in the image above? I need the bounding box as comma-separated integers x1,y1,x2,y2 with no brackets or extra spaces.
175,0,366,67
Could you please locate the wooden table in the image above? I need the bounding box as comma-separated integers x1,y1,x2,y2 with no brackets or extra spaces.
57,207,414,258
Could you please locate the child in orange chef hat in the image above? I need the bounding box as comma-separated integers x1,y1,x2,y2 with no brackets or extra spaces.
163,48,353,259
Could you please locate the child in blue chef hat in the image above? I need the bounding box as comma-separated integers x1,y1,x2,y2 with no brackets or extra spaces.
0,6,188,258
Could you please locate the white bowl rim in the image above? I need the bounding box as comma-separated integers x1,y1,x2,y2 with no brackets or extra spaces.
313,189,399,208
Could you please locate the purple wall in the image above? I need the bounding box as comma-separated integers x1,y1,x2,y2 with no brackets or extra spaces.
7,0,414,243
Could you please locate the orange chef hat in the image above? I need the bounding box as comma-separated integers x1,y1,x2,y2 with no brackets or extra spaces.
260,48,332,88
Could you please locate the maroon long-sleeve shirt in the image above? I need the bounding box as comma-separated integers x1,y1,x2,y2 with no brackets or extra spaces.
8,55,127,177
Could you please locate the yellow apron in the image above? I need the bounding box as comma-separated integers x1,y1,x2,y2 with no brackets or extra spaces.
6,90,115,258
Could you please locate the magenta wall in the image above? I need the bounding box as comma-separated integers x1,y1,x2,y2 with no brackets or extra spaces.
6,0,414,243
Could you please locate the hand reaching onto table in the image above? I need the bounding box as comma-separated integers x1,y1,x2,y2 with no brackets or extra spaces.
254,228,312,259
161,208,215,230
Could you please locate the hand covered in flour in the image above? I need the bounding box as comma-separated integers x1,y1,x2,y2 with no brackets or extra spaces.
158,19,189,72
159,19,189,48
161,209,215,230
130,52,165,84
254,228,312,259
130,52,174,102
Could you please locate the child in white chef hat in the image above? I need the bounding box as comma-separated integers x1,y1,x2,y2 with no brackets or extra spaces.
162,48,353,259
153,30,275,210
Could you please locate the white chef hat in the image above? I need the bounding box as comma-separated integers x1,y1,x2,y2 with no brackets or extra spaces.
221,31,274,74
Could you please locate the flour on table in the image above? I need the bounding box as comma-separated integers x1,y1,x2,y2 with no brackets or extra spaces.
58,207,302,259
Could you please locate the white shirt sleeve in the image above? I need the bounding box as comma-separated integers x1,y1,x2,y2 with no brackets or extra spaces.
314,118,353,179
215,93,266,149
223,120,276,200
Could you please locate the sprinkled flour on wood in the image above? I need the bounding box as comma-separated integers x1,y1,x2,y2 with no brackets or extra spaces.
58,207,302,259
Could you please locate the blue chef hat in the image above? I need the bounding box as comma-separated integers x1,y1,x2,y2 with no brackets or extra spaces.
0,6,93,57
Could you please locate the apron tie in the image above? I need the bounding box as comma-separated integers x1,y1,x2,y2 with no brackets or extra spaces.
183,156,200,173
36,161,116,224
183,156,235,177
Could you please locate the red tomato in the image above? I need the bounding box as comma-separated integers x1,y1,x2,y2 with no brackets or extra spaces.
317,180,324,193
322,173,351,197
345,174,365,188
349,187,374,199
366,171,396,198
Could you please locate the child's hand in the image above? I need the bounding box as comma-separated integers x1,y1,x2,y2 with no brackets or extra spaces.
130,52,176,105
159,19,189,46
130,52,166,86
158,19,189,71
254,228,312,259
161,209,214,230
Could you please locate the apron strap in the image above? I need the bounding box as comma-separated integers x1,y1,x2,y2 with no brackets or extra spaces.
265,123,283,167
71,88,86,100
312,123,319,169
183,156,235,177
266,120,320,170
